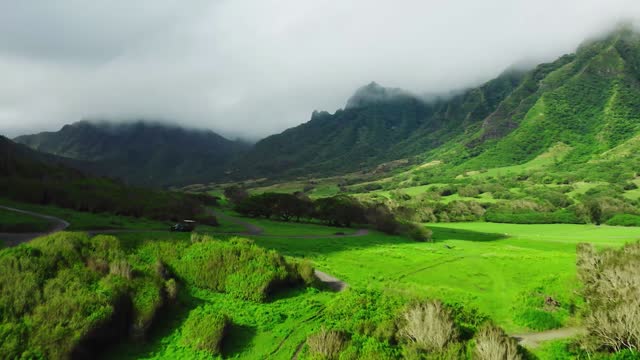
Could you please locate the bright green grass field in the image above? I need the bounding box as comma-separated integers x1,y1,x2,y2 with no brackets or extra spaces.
100,220,640,358
247,222,640,332
0,208,52,232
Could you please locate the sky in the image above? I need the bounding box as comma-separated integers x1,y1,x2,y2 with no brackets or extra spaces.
1,1,639,140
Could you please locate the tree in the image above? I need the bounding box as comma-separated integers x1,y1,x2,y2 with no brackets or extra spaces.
586,201,603,225
223,186,249,205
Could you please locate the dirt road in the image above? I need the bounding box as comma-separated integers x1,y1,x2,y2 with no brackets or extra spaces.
0,205,70,246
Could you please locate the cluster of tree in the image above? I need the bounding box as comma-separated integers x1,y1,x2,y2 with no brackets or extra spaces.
233,192,432,241
0,177,204,222
1,135,211,222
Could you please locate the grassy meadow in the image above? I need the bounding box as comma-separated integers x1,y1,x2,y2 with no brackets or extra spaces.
246,221,640,332
3,197,639,358
96,216,640,359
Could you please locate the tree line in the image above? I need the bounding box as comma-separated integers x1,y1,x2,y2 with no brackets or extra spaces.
225,187,432,241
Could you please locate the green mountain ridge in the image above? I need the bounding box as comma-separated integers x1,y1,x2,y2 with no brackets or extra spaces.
13,26,640,188
14,120,250,187
234,26,640,183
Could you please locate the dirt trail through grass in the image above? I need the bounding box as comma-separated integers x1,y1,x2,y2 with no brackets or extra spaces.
0,205,70,246
512,327,586,348
209,209,265,235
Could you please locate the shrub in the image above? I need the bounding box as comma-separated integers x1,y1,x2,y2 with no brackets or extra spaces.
293,259,316,286
473,324,522,360
365,204,400,234
578,242,640,353
399,222,433,242
165,278,178,301
306,327,347,360
398,300,459,352
606,214,640,227
458,185,481,198
181,308,229,355
223,185,249,205
324,289,404,342
175,237,295,302
0,232,177,358
485,208,582,224
109,259,133,280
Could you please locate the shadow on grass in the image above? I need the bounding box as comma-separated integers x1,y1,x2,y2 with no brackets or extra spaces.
222,323,257,357
269,285,313,302
98,289,204,360
430,226,508,242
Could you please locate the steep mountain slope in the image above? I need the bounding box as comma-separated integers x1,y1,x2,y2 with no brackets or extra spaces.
15,121,249,187
446,26,640,171
0,135,83,179
233,72,526,178
233,25,640,183
0,135,204,220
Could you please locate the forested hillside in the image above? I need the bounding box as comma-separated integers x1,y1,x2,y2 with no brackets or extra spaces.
0,136,204,221
15,121,249,187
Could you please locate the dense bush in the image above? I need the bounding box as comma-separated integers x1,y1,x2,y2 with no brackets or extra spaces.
175,235,304,302
0,177,204,222
181,307,229,355
223,185,249,205
473,324,523,360
606,214,640,227
0,233,169,359
399,222,433,242
306,327,347,360
324,289,404,343
577,242,640,354
438,200,486,222
485,208,583,224
398,300,459,352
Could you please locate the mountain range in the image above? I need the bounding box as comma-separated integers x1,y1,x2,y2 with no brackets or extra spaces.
12,25,640,187
14,121,249,187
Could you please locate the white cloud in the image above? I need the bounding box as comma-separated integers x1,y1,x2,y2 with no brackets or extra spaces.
1,0,639,139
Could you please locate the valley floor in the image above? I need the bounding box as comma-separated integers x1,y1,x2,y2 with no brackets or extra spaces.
3,202,639,358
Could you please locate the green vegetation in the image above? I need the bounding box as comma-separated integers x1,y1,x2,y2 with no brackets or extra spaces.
0,136,212,224
180,308,229,355
248,221,640,332
234,192,432,241
0,229,314,359
0,232,171,359
0,208,52,232
0,198,170,231
577,242,640,354
14,121,249,187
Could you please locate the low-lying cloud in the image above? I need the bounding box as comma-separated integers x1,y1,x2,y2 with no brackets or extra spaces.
1,0,639,140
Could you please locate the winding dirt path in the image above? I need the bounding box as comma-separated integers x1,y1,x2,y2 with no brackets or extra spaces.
0,205,70,246
511,327,586,348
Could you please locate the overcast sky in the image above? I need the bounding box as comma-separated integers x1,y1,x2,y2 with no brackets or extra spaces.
1,1,639,140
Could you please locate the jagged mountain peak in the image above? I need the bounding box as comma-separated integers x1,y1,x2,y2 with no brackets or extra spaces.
345,81,416,109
